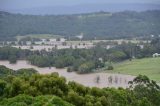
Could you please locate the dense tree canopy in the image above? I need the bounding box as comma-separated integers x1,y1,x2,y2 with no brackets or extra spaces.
0,95,74,106
0,66,160,106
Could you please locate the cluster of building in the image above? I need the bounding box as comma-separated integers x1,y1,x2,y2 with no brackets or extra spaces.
9,38,94,51
0,38,66,46
0,37,149,51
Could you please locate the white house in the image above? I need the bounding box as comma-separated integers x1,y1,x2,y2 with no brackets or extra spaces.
59,38,66,42
139,45,144,49
45,41,62,45
41,39,47,42
76,35,83,40
35,41,43,45
153,53,160,57
106,45,115,49
49,39,57,42
151,35,154,38
26,41,32,45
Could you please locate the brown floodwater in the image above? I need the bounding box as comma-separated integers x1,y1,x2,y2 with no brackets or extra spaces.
0,60,135,88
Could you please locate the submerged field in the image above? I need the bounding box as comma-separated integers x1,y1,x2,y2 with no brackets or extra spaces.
110,57,160,82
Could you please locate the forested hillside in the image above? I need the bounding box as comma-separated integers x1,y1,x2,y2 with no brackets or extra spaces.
0,10,160,40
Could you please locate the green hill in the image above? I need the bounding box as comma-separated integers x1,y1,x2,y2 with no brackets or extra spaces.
0,10,160,40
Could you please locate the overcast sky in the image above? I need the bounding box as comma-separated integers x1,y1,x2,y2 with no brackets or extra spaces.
0,0,160,9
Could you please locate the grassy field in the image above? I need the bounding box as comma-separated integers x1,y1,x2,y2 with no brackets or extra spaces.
16,34,62,40
107,57,160,82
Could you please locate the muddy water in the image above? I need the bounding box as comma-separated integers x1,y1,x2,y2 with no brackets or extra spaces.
0,60,135,88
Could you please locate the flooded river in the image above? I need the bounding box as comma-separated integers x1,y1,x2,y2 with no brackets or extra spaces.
0,60,135,88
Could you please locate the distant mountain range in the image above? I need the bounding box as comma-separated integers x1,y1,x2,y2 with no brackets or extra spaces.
1,3,160,15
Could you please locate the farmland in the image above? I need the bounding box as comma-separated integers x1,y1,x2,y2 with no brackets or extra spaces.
16,34,62,40
109,57,160,82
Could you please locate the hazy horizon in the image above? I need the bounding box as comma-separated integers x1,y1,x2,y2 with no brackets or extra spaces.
0,0,160,15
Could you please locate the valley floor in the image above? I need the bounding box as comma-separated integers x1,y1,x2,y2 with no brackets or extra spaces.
107,57,160,82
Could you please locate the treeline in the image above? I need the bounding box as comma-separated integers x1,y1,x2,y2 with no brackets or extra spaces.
0,46,128,73
24,46,131,73
0,47,32,63
0,66,160,106
0,38,160,73
0,10,160,40
0,65,38,78
27,47,125,73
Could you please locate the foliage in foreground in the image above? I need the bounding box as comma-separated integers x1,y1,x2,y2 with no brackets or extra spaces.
0,66,160,106
0,95,73,106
